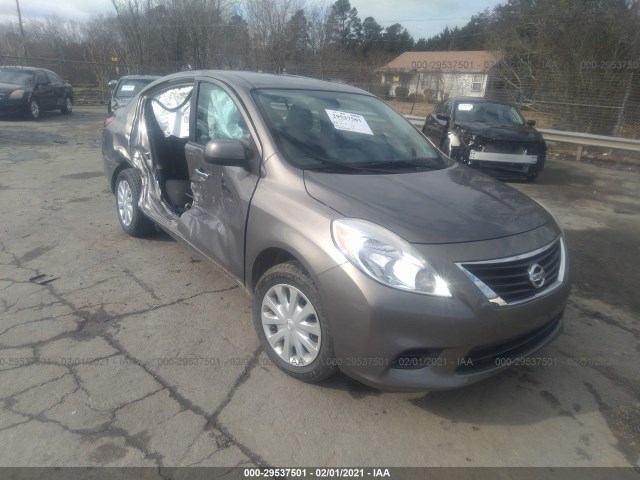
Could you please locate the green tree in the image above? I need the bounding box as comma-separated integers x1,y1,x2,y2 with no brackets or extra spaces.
382,23,414,54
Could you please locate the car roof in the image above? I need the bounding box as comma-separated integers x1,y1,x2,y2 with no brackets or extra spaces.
156,70,370,95
1,66,40,72
0,66,60,76
118,75,160,81
449,96,515,107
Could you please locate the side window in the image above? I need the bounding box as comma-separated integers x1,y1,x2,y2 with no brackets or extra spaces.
436,100,451,114
46,71,60,84
195,82,250,145
35,70,49,85
471,74,484,92
151,86,193,139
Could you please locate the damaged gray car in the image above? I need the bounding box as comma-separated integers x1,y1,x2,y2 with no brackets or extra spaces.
102,71,570,390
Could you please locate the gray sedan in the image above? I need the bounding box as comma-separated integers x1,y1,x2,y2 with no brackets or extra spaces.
102,71,570,390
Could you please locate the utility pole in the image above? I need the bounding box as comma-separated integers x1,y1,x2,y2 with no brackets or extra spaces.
15,0,29,58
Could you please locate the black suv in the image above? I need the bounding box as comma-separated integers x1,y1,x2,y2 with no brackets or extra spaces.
0,67,74,119
422,97,547,180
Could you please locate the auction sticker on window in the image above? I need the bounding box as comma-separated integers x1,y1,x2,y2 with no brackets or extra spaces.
121,84,136,92
458,103,474,111
325,109,374,135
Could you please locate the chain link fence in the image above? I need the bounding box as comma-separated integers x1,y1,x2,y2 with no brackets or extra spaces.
3,54,639,142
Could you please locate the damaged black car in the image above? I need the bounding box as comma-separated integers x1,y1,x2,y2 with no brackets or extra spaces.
422,97,546,180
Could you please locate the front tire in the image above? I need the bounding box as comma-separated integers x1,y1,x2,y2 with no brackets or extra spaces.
253,261,337,383
27,98,40,120
442,137,459,160
115,169,154,237
61,96,72,114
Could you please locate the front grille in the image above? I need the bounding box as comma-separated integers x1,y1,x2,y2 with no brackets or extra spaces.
474,161,530,173
458,239,565,305
457,314,562,374
481,142,539,155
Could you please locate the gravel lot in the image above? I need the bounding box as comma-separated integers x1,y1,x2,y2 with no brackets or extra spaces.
0,106,638,468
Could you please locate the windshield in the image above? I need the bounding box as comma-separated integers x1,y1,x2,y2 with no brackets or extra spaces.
453,102,525,126
0,70,34,86
253,89,448,172
115,79,154,98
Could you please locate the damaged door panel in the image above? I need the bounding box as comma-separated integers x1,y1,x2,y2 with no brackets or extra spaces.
178,80,260,282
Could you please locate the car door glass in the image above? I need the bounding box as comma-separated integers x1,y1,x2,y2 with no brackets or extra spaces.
196,83,250,145
36,71,49,85
151,86,192,138
45,71,60,84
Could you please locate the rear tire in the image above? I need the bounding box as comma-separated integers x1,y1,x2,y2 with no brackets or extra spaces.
61,96,72,114
253,261,337,383
115,169,155,237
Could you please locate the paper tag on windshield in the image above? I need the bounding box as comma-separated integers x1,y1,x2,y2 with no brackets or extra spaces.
458,103,473,111
325,109,374,135
121,84,135,92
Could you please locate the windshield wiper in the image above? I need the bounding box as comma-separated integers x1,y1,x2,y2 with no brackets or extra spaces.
276,129,380,172
355,158,444,170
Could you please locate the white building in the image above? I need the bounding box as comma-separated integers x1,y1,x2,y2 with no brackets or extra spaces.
378,51,501,101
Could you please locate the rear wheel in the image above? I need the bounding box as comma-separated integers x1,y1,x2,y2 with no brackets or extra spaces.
61,96,73,114
115,169,155,237
253,261,337,383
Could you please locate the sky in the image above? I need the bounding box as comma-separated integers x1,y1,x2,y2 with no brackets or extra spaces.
0,0,503,40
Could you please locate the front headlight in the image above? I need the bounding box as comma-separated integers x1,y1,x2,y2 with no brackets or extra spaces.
331,218,451,297
9,89,26,99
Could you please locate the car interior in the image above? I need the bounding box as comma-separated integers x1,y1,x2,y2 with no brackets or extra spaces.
143,86,194,214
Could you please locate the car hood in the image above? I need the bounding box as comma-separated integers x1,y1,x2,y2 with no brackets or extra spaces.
453,121,542,142
0,82,30,94
304,164,551,244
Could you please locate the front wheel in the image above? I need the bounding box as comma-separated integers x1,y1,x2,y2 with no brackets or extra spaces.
115,169,155,237
253,261,337,383
442,137,459,160
27,99,40,120
61,96,72,114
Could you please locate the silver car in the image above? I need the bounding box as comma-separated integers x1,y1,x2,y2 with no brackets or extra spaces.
102,71,570,390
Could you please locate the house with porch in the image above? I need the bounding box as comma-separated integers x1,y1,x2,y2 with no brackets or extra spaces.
377,51,501,101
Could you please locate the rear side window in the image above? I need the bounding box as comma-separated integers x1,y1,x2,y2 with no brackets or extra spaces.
150,86,193,138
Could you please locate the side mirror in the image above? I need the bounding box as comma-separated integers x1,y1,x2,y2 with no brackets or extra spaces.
526,119,536,126
436,113,450,122
108,80,117,90
203,139,249,167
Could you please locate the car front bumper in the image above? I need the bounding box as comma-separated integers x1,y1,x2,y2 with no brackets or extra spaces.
0,96,28,114
315,225,570,391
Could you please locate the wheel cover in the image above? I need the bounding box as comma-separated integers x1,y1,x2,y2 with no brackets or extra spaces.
261,284,321,366
66,98,72,111
31,101,39,117
117,179,134,227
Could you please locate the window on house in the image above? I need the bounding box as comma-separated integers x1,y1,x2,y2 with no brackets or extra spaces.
472,74,484,92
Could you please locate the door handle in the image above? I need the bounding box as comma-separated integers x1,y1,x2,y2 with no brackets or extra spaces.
195,168,210,180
